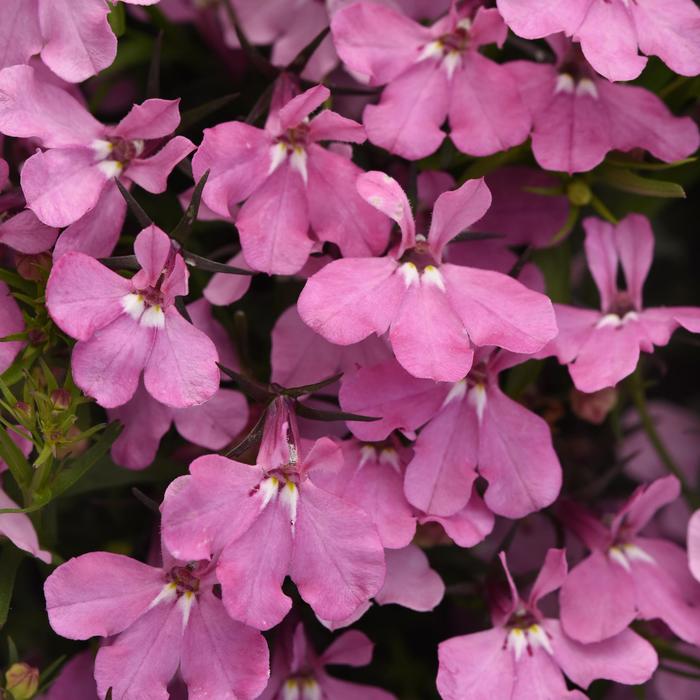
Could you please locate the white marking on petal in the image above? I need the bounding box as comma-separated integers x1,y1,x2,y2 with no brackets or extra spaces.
148,582,177,609
98,160,123,178
121,293,145,320
622,311,639,324
457,18,472,30
443,51,461,80
178,591,195,629
443,379,467,407
596,313,622,329
379,448,401,472
359,445,377,468
280,481,299,533
91,139,113,160
623,543,655,565
399,262,419,287
468,384,487,424
576,79,599,99
609,545,631,571
555,73,575,95
131,139,145,157
259,476,279,509
283,680,301,700
527,624,553,655
302,679,322,700
290,147,308,185
268,142,288,175
422,265,446,292
140,305,165,329
507,628,527,661
418,40,444,62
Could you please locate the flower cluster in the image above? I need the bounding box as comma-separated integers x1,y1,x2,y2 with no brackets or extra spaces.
0,1,698,699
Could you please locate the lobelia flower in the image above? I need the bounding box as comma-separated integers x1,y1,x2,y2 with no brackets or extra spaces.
44,543,269,700
331,3,531,160
340,352,561,519
260,622,396,700
544,215,700,393
0,281,24,373
45,225,219,409
192,84,391,274
0,0,160,83
689,510,700,583
298,172,557,383
504,36,700,173
559,475,700,646
161,396,386,630
437,549,658,700
0,65,195,257
108,299,248,469
497,0,700,82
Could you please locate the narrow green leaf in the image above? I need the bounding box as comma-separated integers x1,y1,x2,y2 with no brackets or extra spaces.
182,251,254,276
294,402,380,423
604,155,696,171
115,180,154,228
107,2,126,37
0,543,23,628
147,31,163,99
598,166,686,199
178,94,238,133
0,425,32,489
282,373,344,398
171,170,209,244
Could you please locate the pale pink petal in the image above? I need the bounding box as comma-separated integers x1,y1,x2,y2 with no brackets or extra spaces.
470,7,509,48
298,257,405,345
192,122,272,218
690,510,700,582
309,110,366,144
44,650,98,700
529,548,568,606
0,0,42,71
428,178,492,260
375,545,445,611
46,252,132,341
132,225,173,286
506,60,558,120
545,304,599,364
442,263,557,354
338,359,449,441
512,648,572,700
203,252,252,307
277,85,330,131
72,315,155,408
437,629,514,700
0,282,24,373
0,65,102,146
321,629,373,667
613,475,681,536
478,383,562,518
0,489,51,563
44,552,164,639
363,60,449,160
113,99,182,140
236,162,311,275
21,147,108,227
180,594,270,700
290,481,385,622
318,676,396,700
614,215,653,312
331,3,430,84
94,602,183,700
307,146,391,257
559,550,637,644
422,491,495,547
144,307,219,408
583,217,618,312
0,209,57,254
404,395,478,516
495,0,589,39
127,136,196,194
449,54,531,158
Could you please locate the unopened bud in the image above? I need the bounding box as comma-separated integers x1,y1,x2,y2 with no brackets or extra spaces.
15,253,51,282
571,387,618,425
50,389,71,410
5,663,39,700
566,179,592,207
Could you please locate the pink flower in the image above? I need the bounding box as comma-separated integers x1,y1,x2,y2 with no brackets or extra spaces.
161,397,386,630
0,281,24,373
46,225,219,409
506,37,699,173
44,546,269,700
0,65,195,257
259,622,395,700
545,215,700,393
497,0,700,82
331,3,530,160
559,476,700,646
0,0,160,83
689,510,700,582
42,650,98,700
340,352,561,519
298,172,557,382
437,549,657,699
192,84,390,274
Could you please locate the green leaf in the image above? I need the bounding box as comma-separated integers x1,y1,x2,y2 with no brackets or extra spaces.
178,94,239,133
107,2,126,37
504,360,543,399
597,166,686,199
115,180,153,228
604,155,696,171
0,425,32,490
0,543,23,628
533,243,572,304
294,402,380,423
171,170,209,244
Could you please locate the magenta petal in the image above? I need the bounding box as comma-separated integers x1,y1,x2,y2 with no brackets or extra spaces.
613,475,681,536
437,628,514,700
615,216,655,312
144,307,219,408
277,85,330,130
203,252,252,307
309,110,366,144
127,136,196,194
44,552,164,639
218,499,293,631
529,548,568,606
180,594,270,700
546,619,657,688
298,257,405,346
94,601,183,700
404,395,478,516
0,489,51,563
496,0,589,39
43,650,98,700
0,283,24,373
560,550,637,644
423,491,495,547
46,252,132,341
0,1,42,72
321,629,373,667
113,99,182,140
290,481,385,622
690,510,700,582
133,225,173,285
583,217,618,312
0,210,58,254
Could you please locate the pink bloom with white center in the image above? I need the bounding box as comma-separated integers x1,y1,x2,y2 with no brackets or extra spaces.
46,225,219,409
340,352,561,519
259,623,395,700
0,0,160,83
44,546,269,700
161,396,386,630
192,84,391,275
545,215,700,393
298,172,557,383
497,0,700,82
559,476,700,646
331,3,531,160
505,37,699,173
0,66,195,257
0,281,24,373
437,549,658,700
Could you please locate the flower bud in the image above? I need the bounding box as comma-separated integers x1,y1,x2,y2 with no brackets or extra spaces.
5,663,39,700
570,387,618,425
566,179,592,207
49,389,71,410
15,253,51,282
